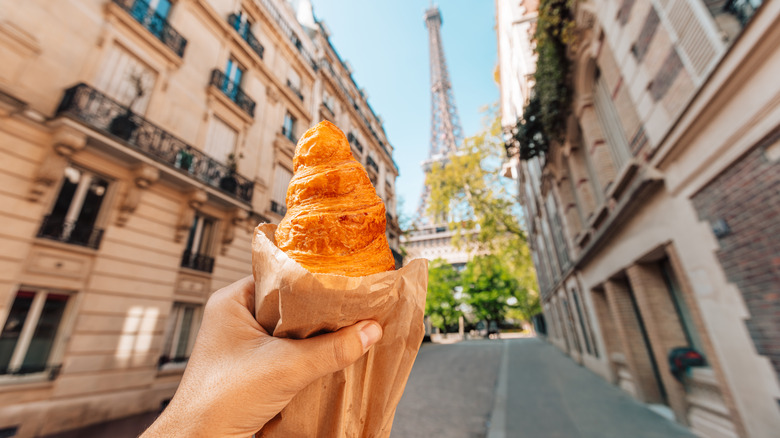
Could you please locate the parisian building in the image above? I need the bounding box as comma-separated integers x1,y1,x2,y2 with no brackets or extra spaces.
497,0,779,437
0,0,401,436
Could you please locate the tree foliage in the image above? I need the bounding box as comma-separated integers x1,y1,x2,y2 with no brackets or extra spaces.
508,0,575,160
425,259,462,333
425,107,541,324
461,255,519,327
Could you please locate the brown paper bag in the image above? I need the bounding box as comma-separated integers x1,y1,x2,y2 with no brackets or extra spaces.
251,224,428,437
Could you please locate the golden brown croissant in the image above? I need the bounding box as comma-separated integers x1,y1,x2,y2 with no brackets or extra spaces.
274,121,395,277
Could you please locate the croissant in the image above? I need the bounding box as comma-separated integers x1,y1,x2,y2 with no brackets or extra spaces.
274,121,395,277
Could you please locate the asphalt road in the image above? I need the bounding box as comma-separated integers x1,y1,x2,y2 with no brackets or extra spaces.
391,337,695,438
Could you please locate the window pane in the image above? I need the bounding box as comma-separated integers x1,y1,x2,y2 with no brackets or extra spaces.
73,176,108,244
174,307,195,359
0,292,35,373
22,294,68,373
198,218,215,256
49,167,81,222
185,215,200,254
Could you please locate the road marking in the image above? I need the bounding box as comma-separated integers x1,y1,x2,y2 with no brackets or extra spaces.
487,340,509,438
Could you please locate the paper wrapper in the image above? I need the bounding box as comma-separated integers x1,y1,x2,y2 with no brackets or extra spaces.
251,224,428,437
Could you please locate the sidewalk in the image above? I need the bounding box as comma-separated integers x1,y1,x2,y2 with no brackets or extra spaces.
488,338,695,438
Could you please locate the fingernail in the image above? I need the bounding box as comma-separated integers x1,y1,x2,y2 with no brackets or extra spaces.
359,322,382,350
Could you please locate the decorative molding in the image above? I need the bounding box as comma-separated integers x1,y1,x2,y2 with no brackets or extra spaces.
175,189,208,242
221,208,249,254
116,164,160,226
28,125,87,202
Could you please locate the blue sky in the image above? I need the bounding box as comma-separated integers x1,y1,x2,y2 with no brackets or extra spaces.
310,0,499,220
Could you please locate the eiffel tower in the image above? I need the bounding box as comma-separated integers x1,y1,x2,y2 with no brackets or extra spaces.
404,5,473,268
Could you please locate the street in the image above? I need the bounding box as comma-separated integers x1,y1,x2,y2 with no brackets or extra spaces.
391,337,695,438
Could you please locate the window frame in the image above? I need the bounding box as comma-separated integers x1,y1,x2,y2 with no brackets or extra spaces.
158,302,203,370
38,164,114,250
0,287,77,384
181,213,218,273
282,111,297,142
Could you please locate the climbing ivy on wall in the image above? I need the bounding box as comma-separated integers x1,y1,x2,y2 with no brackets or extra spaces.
511,0,576,160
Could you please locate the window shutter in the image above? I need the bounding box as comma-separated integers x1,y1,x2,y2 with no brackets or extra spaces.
204,117,237,164
95,44,156,114
272,167,293,206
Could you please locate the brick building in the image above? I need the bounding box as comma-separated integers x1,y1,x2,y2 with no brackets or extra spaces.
0,0,400,436
497,0,779,436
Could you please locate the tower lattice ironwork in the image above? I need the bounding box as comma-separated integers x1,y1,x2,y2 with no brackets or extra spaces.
415,5,465,223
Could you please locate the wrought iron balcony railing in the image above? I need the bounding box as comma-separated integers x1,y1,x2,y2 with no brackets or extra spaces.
56,84,254,204
227,13,264,60
725,0,763,26
258,0,318,71
366,155,379,173
270,200,287,217
112,0,187,57
181,250,215,273
209,69,256,117
286,79,304,101
37,215,104,249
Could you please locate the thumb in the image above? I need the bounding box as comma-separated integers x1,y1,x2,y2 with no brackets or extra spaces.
294,320,383,381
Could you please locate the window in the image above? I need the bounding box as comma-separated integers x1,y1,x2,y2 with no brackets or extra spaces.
0,288,72,378
203,117,237,164
323,91,335,114
38,166,109,249
159,302,201,368
181,214,216,273
95,44,157,114
282,112,297,142
661,259,705,355
233,11,252,39
271,166,292,215
130,0,172,38
287,69,303,101
223,58,245,100
594,72,631,170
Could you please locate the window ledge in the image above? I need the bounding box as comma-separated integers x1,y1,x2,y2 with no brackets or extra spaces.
206,85,254,125
157,362,187,376
0,374,54,389
606,159,640,202
33,237,99,256
178,266,213,278
105,2,184,68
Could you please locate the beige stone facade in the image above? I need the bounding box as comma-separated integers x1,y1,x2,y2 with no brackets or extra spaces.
0,0,400,436
498,0,780,437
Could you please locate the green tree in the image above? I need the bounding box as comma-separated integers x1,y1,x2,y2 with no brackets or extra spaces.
425,259,461,334
426,106,541,323
461,255,518,330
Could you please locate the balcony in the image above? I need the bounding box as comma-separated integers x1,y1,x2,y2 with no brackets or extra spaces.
209,69,256,118
181,250,214,273
286,79,304,101
112,0,187,57
366,155,379,173
258,0,318,71
37,215,104,249
56,83,254,204
270,200,287,216
227,13,264,60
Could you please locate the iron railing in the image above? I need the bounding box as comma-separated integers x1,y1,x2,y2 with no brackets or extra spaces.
181,250,214,273
286,79,303,101
209,69,256,117
37,215,104,249
725,0,762,26
112,0,187,57
258,0,318,71
56,83,254,204
270,200,287,216
227,13,264,59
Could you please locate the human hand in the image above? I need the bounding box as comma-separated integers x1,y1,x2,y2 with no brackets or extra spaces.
140,275,383,438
